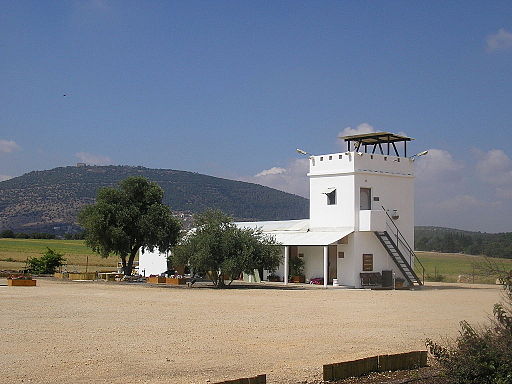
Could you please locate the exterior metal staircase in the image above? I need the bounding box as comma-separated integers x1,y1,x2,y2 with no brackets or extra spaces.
374,206,424,287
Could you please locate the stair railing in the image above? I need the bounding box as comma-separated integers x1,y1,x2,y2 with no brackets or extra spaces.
380,205,425,285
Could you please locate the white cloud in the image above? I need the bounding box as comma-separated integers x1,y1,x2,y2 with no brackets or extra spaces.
243,158,309,197
475,149,512,185
0,175,13,182
338,123,376,138
486,28,512,52
415,148,463,183
0,139,21,153
255,167,286,177
75,152,112,166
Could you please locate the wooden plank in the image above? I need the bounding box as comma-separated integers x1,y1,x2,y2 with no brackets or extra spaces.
323,364,333,381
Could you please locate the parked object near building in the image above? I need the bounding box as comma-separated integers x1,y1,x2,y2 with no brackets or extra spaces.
236,132,425,288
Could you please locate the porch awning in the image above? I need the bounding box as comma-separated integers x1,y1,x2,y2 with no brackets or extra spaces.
266,228,353,246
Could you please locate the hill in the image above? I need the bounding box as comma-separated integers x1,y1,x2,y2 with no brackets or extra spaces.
0,165,309,234
415,226,512,259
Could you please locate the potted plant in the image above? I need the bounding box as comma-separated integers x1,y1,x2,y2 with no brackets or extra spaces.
165,275,187,285
147,275,166,284
267,273,281,282
7,274,37,287
289,256,305,283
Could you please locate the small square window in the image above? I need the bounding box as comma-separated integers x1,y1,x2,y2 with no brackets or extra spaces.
338,251,344,259
327,190,336,205
339,154,342,159
329,155,332,160
320,156,324,161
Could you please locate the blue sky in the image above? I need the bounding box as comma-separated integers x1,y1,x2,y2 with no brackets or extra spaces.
1,1,512,232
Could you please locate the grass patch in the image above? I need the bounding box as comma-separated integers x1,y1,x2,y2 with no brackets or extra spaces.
415,251,512,284
0,238,120,272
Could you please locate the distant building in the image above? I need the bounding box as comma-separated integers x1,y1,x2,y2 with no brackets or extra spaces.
76,163,86,167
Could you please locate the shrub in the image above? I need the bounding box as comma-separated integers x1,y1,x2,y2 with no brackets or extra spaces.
426,269,512,383
27,248,66,274
289,255,305,276
426,273,446,282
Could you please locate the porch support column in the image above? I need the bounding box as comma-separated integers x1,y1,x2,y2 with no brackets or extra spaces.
323,245,328,288
284,246,289,285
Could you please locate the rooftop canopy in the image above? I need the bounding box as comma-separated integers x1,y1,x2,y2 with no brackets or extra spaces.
339,131,414,157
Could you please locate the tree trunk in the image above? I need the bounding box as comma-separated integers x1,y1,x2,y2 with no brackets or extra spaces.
217,271,225,288
123,249,138,276
121,255,128,275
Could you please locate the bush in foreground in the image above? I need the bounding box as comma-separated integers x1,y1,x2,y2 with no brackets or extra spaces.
426,269,512,383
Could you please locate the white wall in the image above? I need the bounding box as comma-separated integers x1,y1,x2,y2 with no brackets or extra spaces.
139,248,168,277
302,246,324,281
351,232,408,288
336,233,357,287
307,151,416,287
308,152,414,238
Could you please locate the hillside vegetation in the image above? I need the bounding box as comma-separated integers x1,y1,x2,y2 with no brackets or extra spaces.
0,165,308,234
415,226,512,259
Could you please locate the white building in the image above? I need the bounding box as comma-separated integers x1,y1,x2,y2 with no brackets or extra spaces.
236,132,424,288
139,132,424,288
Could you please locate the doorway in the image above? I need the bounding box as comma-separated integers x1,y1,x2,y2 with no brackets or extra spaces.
360,187,372,210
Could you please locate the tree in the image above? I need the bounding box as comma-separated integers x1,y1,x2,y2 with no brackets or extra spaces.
78,176,182,275
172,209,282,288
0,229,15,238
27,248,66,274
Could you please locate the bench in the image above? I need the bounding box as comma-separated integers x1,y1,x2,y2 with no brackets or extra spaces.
360,272,382,287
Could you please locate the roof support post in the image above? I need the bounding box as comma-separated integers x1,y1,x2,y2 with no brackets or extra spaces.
284,246,289,285
323,245,328,288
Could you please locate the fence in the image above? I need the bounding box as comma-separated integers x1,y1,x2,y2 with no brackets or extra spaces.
213,374,266,384
323,351,427,381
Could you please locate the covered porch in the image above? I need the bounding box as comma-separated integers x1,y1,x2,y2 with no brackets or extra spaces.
235,219,353,288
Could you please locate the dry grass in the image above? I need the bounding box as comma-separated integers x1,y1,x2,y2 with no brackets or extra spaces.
0,238,118,272
415,251,512,284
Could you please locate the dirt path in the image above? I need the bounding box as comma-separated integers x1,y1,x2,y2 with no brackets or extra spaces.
0,279,501,383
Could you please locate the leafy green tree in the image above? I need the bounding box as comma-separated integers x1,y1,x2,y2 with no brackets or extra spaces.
78,176,182,275
0,229,15,238
172,209,281,288
27,248,66,274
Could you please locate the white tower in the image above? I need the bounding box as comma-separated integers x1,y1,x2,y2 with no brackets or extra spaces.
307,132,421,287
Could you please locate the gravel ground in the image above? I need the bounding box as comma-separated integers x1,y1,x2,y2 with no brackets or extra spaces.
0,279,501,384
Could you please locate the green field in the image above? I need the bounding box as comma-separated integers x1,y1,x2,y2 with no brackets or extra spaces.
415,251,512,284
0,238,119,272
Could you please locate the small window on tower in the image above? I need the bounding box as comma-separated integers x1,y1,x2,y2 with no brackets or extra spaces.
327,190,336,205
